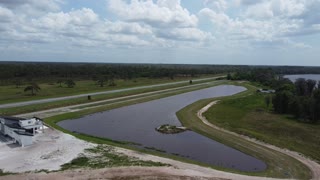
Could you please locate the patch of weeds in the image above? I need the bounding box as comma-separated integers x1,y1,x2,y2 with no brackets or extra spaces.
61,145,169,170
34,169,51,173
0,169,14,176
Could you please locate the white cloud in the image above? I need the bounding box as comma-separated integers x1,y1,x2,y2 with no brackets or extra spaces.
204,0,228,12
156,28,214,42
237,0,266,6
199,0,320,49
199,7,303,48
33,8,99,29
1,0,318,64
106,21,152,35
0,6,14,22
0,0,61,16
108,0,198,28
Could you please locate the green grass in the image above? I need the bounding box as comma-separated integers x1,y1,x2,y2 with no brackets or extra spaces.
0,75,218,105
176,82,312,179
204,89,320,163
0,78,222,116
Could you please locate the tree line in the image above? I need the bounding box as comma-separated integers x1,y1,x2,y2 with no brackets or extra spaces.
273,78,320,123
229,69,320,123
2,62,320,85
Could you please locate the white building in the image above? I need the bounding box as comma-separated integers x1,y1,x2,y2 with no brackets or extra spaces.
0,116,43,147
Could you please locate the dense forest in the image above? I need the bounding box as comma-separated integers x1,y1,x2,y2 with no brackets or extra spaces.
272,78,320,123
1,62,320,85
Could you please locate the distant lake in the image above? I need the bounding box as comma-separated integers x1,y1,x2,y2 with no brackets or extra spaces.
58,85,266,172
284,74,320,82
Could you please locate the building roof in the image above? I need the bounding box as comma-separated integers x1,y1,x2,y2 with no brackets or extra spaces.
0,116,26,121
5,123,24,130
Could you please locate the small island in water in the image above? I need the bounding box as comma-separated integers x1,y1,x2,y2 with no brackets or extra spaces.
156,124,188,134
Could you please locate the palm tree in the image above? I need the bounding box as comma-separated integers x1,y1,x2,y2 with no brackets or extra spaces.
24,83,41,96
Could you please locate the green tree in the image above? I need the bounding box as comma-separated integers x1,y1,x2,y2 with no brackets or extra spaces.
272,90,293,114
108,74,116,86
227,73,232,80
57,79,63,87
265,95,272,109
97,76,108,87
24,83,41,96
14,79,22,88
295,78,307,96
306,79,317,96
65,79,76,88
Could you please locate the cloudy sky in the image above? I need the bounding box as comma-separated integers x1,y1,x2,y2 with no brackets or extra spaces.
0,0,320,65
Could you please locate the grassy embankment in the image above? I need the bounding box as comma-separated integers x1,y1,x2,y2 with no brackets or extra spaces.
204,84,320,163
0,77,223,115
0,75,217,105
177,82,312,179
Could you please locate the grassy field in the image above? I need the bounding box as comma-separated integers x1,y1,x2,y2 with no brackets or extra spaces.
0,80,224,115
0,75,217,105
176,82,312,179
204,86,320,163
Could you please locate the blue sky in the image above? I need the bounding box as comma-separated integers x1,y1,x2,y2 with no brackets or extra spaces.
0,0,320,66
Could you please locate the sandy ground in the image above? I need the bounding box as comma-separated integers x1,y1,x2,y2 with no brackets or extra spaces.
0,127,94,173
2,167,226,180
1,127,280,180
197,101,320,180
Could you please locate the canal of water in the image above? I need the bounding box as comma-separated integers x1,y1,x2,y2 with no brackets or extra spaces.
58,85,267,172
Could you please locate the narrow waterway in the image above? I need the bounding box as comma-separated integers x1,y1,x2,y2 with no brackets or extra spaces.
58,85,267,172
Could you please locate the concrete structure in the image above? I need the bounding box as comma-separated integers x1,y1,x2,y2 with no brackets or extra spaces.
0,116,43,147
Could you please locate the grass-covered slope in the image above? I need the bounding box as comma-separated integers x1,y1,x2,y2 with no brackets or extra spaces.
204,90,320,163
177,82,312,179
